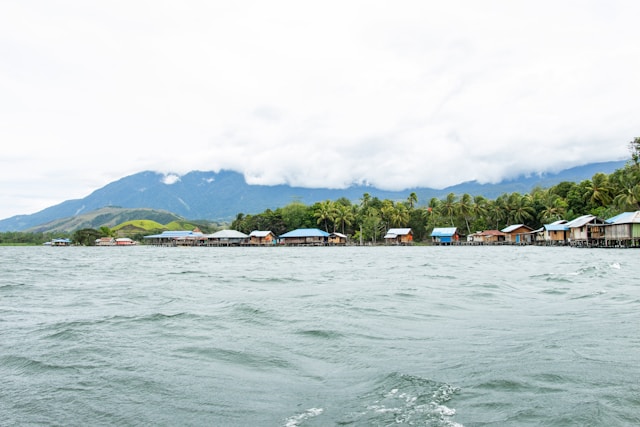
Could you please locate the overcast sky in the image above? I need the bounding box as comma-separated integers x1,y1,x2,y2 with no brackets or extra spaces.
1,1,639,219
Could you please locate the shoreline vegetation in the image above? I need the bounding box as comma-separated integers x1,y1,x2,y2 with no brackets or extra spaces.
2,139,639,248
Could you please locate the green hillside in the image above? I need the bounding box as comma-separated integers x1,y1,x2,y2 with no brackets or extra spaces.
25,207,185,233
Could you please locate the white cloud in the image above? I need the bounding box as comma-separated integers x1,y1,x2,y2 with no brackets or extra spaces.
161,174,181,185
0,0,638,219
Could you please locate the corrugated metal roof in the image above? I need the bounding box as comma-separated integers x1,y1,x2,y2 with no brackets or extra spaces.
480,229,505,236
430,227,457,237
249,230,273,237
330,232,347,238
386,228,412,235
606,211,640,224
279,228,330,238
501,224,533,233
207,230,249,239
566,215,596,228
544,223,569,231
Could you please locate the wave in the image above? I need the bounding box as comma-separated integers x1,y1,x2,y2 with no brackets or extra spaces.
295,329,344,340
176,345,294,370
283,407,324,427
530,273,574,283
337,372,462,426
570,290,607,300
0,282,30,291
0,354,79,374
38,312,202,338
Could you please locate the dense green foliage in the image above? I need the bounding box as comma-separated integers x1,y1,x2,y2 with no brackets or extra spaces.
232,140,640,243
0,219,219,246
0,231,70,246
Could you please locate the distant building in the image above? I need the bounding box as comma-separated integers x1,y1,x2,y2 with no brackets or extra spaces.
501,224,535,244
279,228,329,245
384,228,413,245
115,237,136,246
205,230,249,246
430,227,458,245
329,232,348,245
50,238,72,246
605,211,640,247
541,220,570,245
468,229,505,244
566,215,606,246
96,237,116,246
143,230,205,246
249,230,277,245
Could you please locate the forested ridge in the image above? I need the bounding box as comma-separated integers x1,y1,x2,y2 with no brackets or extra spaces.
231,138,640,243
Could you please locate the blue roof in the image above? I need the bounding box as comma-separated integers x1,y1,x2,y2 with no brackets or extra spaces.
606,211,640,224
544,224,569,231
430,227,457,237
279,228,330,238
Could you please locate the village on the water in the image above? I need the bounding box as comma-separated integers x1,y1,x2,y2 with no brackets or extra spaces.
43,209,640,248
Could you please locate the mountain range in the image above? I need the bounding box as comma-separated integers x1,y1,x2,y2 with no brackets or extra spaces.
0,160,626,232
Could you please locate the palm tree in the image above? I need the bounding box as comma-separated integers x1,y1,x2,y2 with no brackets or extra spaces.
426,198,441,230
472,195,488,228
438,193,458,226
457,193,473,234
362,206,382,243
360,192,371,213
314,200,336,232
390,204,410,227
407,192,418,209
586,173,613,207
538,191,567,223
379,200,395,231
614,184,640,211
488,195,508,229
508,193,535,225
334,204,355,234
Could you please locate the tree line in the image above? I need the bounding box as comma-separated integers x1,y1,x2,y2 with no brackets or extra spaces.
232,138,640,243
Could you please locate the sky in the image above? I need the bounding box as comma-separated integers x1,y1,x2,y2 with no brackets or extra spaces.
1,1,639,220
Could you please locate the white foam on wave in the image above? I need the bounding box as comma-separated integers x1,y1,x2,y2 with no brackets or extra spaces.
610,262,621,269
283,407,324,427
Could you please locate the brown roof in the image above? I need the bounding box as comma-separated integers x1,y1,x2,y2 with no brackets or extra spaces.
480,230,506,236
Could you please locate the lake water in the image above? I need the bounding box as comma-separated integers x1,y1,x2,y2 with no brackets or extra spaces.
1,245,639,426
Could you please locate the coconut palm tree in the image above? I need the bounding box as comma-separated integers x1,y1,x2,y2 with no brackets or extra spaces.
390,204,410,228
407,192,418,209
586,173,613,207
438,193,458,226
379,200,395,231
334,203,355,234
538,191,567,223
314,200,336,232
426,198,441,230
457,193,473,234
614,184,640,211
508,193,535,225
488,195,508,229
472,195,488,227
